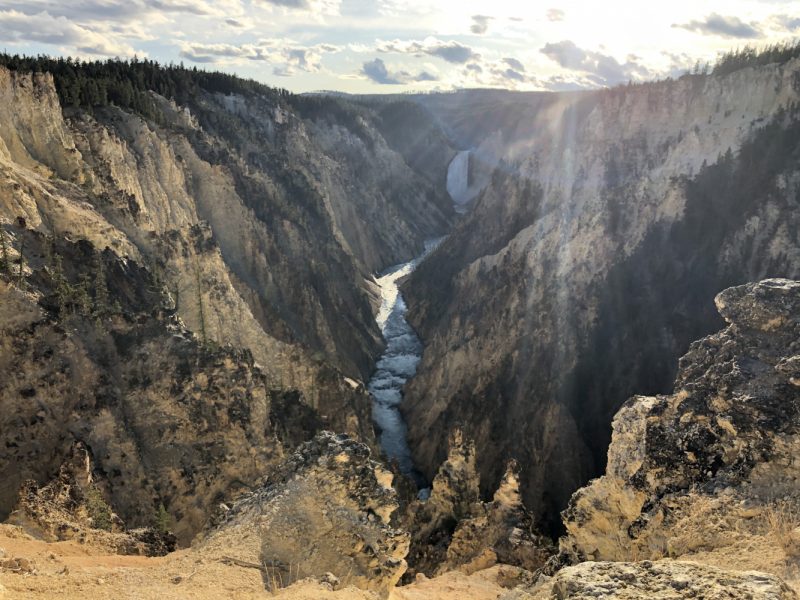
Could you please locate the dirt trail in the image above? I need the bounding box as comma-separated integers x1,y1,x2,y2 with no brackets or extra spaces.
0,525,517,600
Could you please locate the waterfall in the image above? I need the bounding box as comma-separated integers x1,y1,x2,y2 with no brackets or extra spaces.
446,151,470,206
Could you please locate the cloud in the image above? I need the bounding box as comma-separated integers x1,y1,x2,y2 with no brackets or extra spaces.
502,57,525,71
253,0,340,15
360,58,438,85
546,8,565,22
470,15,494,35
0,0,245,22
503,69,525,82
0,0,247,42
375,37,480,64
258,0,312,8
660,50,696,77
0,10,136,56
178,39,340,73
415,71,438,81
540,40,653,85
222,18,252,28
273,65,296,76
456,58,542,90
508,17,523,22
672,13,763,39
768,13,800,32
146,0,236,15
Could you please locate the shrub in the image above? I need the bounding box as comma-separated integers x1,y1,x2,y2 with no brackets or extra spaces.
85,485,112,531
155,503,170,534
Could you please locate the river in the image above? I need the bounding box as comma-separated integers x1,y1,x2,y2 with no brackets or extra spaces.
367,237,444,498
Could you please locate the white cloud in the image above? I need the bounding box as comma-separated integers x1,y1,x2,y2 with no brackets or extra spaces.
766,13,800,33
470,15,493,35
672,13,764,39
540,39,653,85
0,0,245,22
0,10,136,56
374,37,480,64
222,17,255,29
253,0,340,17
360,57,437,84
178,39,341,74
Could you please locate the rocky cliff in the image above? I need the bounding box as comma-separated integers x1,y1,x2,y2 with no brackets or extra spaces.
201,431,408,597
7,442,176,557
562,279,800,565
402,430,551,581
401,59,800,533
0,62,451,545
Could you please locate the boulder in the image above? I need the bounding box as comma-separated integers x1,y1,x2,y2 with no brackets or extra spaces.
200,432,408,598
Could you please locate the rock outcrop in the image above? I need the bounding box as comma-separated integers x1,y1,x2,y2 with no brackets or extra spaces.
562,278,800,563
201,432,408,597
7,443,175,556
0,228,381,544
401,60,800,532
530,561,798,600
403,431,550,580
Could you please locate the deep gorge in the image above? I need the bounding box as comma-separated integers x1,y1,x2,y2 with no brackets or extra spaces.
2,53,800,589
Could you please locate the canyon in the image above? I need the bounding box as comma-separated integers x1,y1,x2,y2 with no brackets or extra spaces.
1,51,800,598
401,58,800,533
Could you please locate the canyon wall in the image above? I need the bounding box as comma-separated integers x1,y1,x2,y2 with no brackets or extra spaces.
0,65,450,543
402,59,800,532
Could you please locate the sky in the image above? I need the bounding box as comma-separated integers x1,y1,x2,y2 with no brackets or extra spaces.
0,0,798,93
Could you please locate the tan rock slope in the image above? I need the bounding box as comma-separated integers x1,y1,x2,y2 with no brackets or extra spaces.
403,430,551,581
7,443,175,557
532,561,798,600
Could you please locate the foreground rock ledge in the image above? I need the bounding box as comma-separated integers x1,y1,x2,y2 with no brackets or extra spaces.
531,561,798,600
562,279,800,563
200,431,408,598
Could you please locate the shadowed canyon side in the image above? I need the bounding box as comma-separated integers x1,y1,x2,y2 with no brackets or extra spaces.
0,61,454,543
402,58,800,533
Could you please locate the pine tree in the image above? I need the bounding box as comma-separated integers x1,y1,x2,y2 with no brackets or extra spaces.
155,503,170,534
92,256,110,316
0,226,9,272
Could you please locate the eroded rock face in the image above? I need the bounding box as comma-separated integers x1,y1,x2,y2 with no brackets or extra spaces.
532,561,798,600
201,432,408,598
404,432,550,580
563,279,800,562
0,231,379,545
7,443,175,556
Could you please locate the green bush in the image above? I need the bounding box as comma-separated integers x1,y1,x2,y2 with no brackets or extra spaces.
155,503,170,534
85,485,112,531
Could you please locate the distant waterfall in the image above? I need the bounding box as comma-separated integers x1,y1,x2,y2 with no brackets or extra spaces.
446,151,470,206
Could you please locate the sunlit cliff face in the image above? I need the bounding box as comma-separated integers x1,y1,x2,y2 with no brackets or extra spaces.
0,0,796,93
